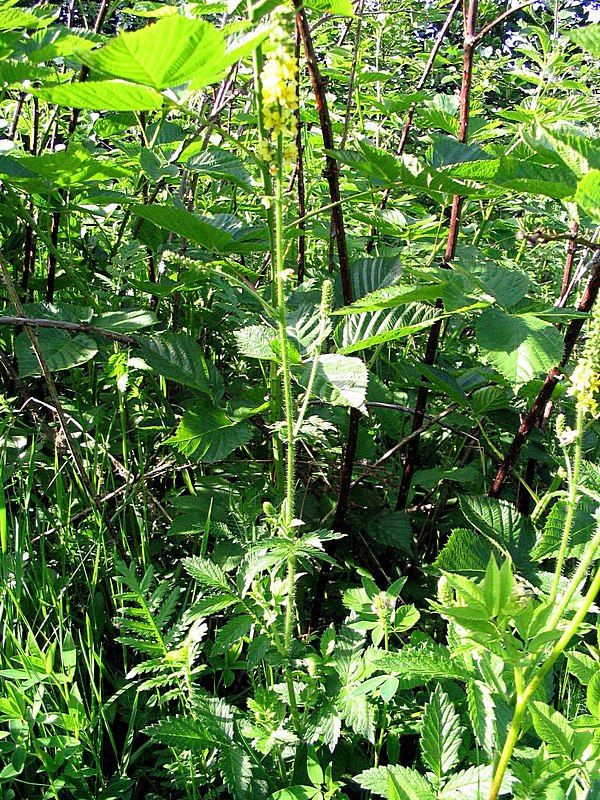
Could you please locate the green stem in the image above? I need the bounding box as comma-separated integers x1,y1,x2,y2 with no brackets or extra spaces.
488,561,600,800
549,404,584,604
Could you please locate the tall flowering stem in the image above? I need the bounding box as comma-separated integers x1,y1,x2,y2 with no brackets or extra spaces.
259,6,302,733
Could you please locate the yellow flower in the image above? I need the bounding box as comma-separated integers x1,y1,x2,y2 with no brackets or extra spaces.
259,7,298,144
567,357,600,417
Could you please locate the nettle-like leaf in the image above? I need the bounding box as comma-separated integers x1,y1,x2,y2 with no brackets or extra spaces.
569,22,600,57
335,283,443,314
139,333,211,392
33,81,166,111
575,169,600,221
460,496,536,571
234,324,278,360
132,203,233,251
566,651,598,686
218,746,253,800
166,401,253,462
183,555,230,593
78,16,226,90
336,303,439,355
529,701,574,757
439,764,509,799
16,329,98,377
532,497,596,562
180,145,252,190
420,685,464,781
350,256,403,300
298,354,368,410
434,528,495,575
145,715,216,749
373,642,470,688
587,671,600,718
476,308,563,388
355,765,436,800
467,680,496,759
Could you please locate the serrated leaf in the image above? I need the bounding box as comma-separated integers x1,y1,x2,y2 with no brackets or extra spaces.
440,764,505,799
355,766,437,800
587,671,600,718
575,170,600,222
533,497,596,562
96,309,157,332
566,651,598,685
420,685,463,780
530,701,574,757
460,496,535,570
335,283,442,314
476,308,563,388
219,746,252,799
132,203,233,250
181,145,252,190
212,615,252,654
144,715,215,748
139,333,210,392
350,256,403,300
166,402,253,462
337,303,439,354
183,555,230,592
434,528,495,575
304,0,353,14
467,680,496,758
18,143,128,189
79,16,226,90
373,643,470,687
33,81,165,111
569,23,600,57
298,354,368,410
16,329,97,377
234,325,278,360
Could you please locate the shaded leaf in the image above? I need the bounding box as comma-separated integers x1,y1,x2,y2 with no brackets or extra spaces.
166,401,253,462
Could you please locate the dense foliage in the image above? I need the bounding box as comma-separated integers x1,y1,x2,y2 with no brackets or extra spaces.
1,0,600,798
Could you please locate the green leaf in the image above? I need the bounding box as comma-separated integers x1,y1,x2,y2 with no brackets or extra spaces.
460,496,535,570
79,16,226,90
132,203,233,251
434,528,495,575
183,555,230,592
234,324,278,360
166,401,253,462
95,309,157,332
298,354,368,410
144,716,215,748
33,81,166,111
420,685,463,780
16,329,97,377
483,555,514,618
349,256,403,301
334,283,442,314
336,304,439,355
0,7,54,31
566,651,598,685
270,789,319,800
139,333,210,393
532,497,596,561
466,680,496,759
181,145,252,190
17,144,128,189
476,308,563,387
304,0,353,14
373,643,470,688
219,746,253,799
569,23,600,57
440,765,504,799
212,615,252,654
587,671,600,718
355,766,436,800
575,170,600,221
530,701,574,757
